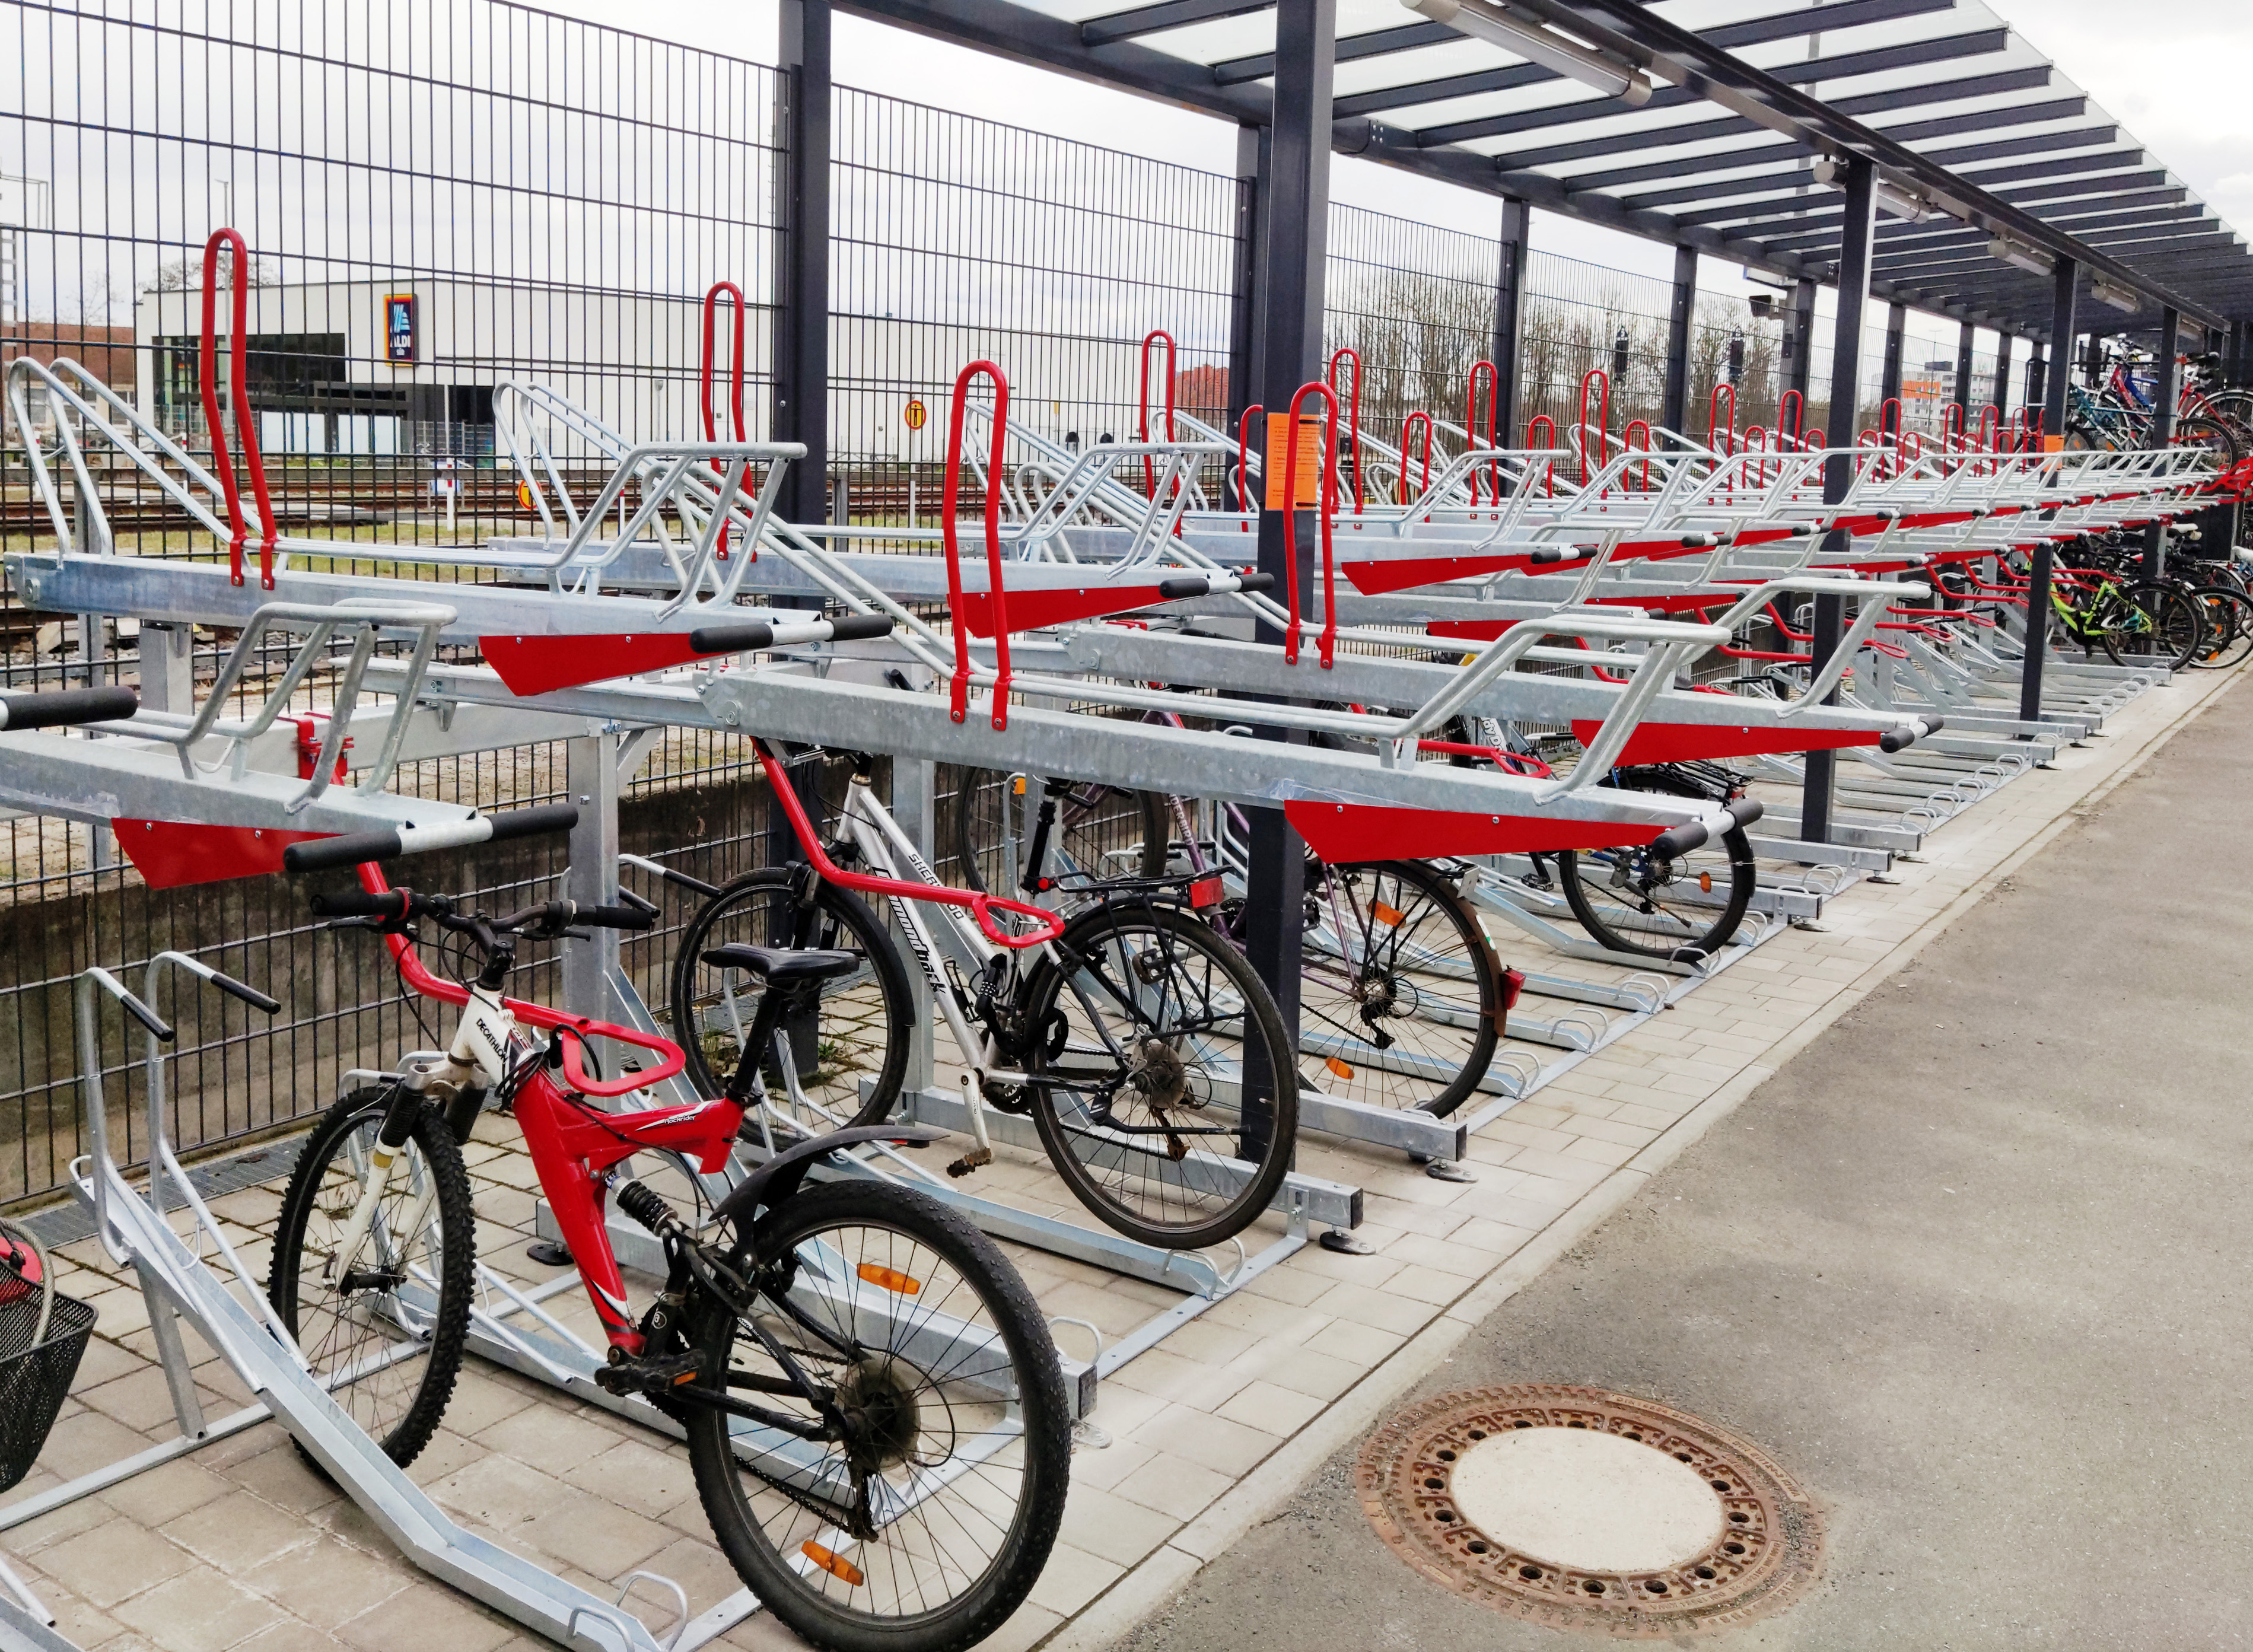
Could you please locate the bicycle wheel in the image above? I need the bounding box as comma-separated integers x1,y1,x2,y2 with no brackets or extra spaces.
2102,583,2205,671
670,869,912,1134
2171,413,2242,469
946,768,1164,896
268,1086,474,1469
1299,859,1502,1119
1022,897,1297,1249
1558,826,1756,959
684,1180,1070,1652
2187,585,2253,669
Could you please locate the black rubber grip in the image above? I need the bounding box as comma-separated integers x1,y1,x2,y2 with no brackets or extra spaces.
1530,547,1570,565
644,862,720,898
1920,716,1945,736
485,804,579,844
285,830,405,873
1236,572,1276,593
1646,821,1710,861
309,889,409,919
1879,727,1912,753
825,613,897,642
117,988,175,1043
0,686,140,731
578,905,657,932
616,887,660,916
1156,577,1210,600
209,970,282,1014
688,622,775,655
1725,797,1764,829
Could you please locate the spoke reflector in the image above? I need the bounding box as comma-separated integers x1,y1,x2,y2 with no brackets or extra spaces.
1372,900,1405,927
857,1263,922,1294
802,1542,865,1586
1326,1056,1355,1080
1698,872,1713,893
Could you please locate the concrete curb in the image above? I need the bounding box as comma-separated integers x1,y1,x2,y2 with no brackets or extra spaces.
1037,666,2245,1652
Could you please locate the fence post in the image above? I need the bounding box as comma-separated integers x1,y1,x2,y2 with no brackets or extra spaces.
1802,154,1878,847
1492,196,1528,448
1242,0,1337,1122
1660,244,1697,443
564,734,622,1025
2020,260,2078,726
772,0,831,529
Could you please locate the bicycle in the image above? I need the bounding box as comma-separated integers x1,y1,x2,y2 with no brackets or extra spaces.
669,741,1300,1250
946,765,1513,1119
273,809,1071,1652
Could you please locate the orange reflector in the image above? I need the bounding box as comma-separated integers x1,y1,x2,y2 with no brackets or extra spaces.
857,1263,922,1295
1325,1056,1355,1080
1371,900,1405,927
1011,775,1026,795
1698,871,1713,893
801,1542,865,1586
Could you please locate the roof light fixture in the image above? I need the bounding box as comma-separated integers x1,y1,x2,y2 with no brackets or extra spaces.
1986,235,2056,277
2090,278,2141,313
1808,156,1941,222
1401,0,1654,106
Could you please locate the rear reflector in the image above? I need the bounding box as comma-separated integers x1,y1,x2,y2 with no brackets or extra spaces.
1371,900,1405,928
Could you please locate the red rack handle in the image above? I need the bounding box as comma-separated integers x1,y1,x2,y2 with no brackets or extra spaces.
1466,359,1500,505
1236,402,1264,514
1399,409,1433,504
944,360,1013,730
1580,367,1611,486
702,281,748,444
1708,379,1735,459
199,228,279,590
1328,346,1364,514
755,744,1064,948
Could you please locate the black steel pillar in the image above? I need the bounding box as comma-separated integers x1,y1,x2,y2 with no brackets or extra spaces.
2143,305,2181,580
772,0,830,528
1223,123,1268,513
1803,155,1878,846
1879,301,1907,408
1993,332,2015,425
1660,244,1697,443
1952,319,1975,415
2020,259,2078,725
1492,196,1529,448
2026,341,2047,422
1783,277,1816,413
1242,0,1335,1074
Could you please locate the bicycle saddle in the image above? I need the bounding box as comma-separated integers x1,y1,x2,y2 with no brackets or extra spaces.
700,944,858,984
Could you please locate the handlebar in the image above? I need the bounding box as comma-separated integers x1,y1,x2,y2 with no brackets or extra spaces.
312,886,654,938
687,613,898,656
282,803,580,874
1647,796,1764,861
0,685,141,731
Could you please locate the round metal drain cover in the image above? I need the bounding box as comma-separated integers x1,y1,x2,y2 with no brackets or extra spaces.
1358,1384,1822,1637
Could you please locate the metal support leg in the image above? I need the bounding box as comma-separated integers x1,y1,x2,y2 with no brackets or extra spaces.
564,733,622,1024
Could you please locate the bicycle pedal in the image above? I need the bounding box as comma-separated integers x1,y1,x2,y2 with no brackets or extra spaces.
595,1352,703,1398
947,1148,994,1178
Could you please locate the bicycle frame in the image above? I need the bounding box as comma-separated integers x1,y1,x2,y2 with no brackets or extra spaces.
348,863,717,1354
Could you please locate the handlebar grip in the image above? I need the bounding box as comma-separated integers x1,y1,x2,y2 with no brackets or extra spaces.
1236,571,1276,594
0,686,141,731
577,905,657,932
1646,821,1709,861
209,970,282,1014
118,988,175,1044
1725,796,1764,829
1156,576,1210,600
485,803,580,845
285,830,405,873
826,613,898,642
310,889,409,920
1879,725,1914,753
688,620,775,655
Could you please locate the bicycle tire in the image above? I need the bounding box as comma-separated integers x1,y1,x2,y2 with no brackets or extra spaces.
2102,583,2206,671
1023,897,1297,1249
1300,858,1502,1119
1557,825,1757,960
670,869,912,1132
2170,413,2242,469
946,767,1165,896
684,1180,1071,1652
268,1086,475,1471
2187,585,2253,669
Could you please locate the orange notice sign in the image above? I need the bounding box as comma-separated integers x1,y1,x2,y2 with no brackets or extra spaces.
1263,413,1324,510
2041,434,2064,453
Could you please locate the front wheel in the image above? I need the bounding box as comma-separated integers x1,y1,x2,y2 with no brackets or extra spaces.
684,1180,1071,1652
268,1086,475,1470
1558,826,1756,959
2101,582,2205,671
1022,897,1298,1249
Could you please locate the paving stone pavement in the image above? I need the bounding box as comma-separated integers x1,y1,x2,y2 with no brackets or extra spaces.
1,660,2238,1652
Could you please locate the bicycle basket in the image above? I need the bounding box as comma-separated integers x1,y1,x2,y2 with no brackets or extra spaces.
0,1223,98,1495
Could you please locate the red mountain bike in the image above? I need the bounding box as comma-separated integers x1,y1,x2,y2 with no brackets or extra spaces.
269,808,1070,1652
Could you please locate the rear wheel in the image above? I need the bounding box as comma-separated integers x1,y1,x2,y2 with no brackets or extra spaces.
1299,859,1501,1118
946,769,1165,896
1023,897,1297,1249
1558,826,1756,960
2101,583,2205,671
2187,585,2253,668
684,1180,1071,1652
2170,413,2242,469
268,1086,474,1470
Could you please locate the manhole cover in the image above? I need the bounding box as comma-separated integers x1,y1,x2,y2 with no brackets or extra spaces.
1357,1384,1822,1637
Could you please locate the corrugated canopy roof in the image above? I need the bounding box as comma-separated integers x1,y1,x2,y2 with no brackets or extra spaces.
847,0,2247,337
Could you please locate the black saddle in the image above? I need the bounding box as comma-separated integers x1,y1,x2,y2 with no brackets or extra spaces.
699,944,858,985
